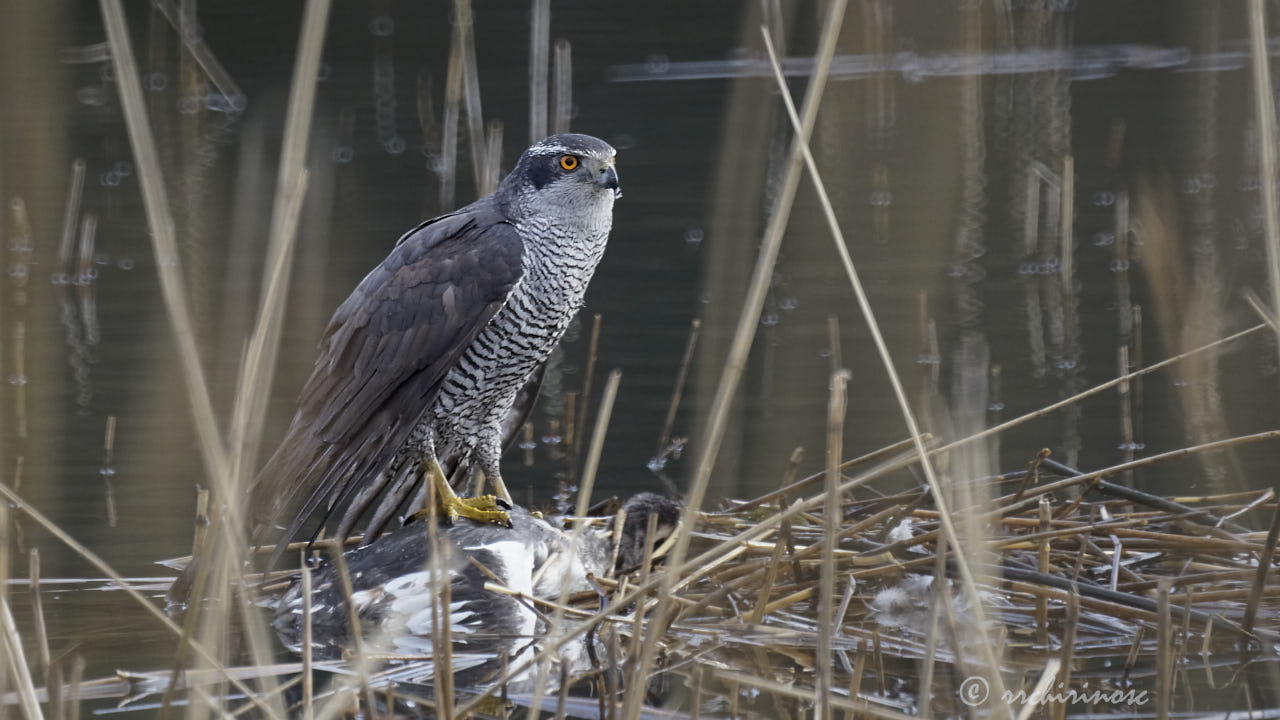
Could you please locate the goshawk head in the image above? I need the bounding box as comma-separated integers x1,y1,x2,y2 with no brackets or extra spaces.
498,133,620,226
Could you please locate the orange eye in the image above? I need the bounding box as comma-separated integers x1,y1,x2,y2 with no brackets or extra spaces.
559,155,579,171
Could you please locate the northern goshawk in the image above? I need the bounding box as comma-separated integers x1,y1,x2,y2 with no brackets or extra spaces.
252,133,620,560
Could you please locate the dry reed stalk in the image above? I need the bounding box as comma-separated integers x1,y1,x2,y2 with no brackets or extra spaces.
563,391,579,488
10,322,25,442
100,416,117,527
27,549,49,679
232,0,328,482
98,0,307,700
663,0,846,641
1245,287,1279,331
1241,502,1280,640
534,370,621,714
440,27,464,210
453,0,488,195
57,158,85,266
66,656,83,720
458,452,948,717
485,120,503,194
151,0,244,103
0,497,9,719
327,546,378,719
529,0,550,142
552,39,572,135
654,318,701,462
192,1,324,705
826,314,843,377
1156,580,1172,720
0,597,43,719
1249,0,1280,353
574,314,604,464
1015,657,1062,720
1052,589,1079,720
98,0,230,499
760,29,1007,704
578,371,621,516
0,482,278,717
919,534,948,720
749,521,788,623
1036,497,1051,645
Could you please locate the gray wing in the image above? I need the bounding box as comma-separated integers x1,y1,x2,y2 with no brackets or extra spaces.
252,201,524,551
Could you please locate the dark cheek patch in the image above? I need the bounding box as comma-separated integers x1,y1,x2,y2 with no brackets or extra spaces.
528,157,556,189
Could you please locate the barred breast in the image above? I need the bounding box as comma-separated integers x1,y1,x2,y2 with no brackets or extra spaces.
429,220,609,463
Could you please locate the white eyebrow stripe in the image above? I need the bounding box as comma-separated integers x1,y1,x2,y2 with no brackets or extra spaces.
528,144,615,159
528,144,573,155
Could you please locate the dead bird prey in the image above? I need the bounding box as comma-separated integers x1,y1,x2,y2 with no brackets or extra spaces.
251,134,620,561
272,494,680,659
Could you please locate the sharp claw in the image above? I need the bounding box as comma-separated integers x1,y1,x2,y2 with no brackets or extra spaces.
496,497,512,510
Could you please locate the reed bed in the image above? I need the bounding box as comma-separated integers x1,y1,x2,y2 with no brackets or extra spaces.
14,439,1273,718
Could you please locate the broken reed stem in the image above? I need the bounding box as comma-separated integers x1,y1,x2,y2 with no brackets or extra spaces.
28,549,50,678
485,119,503,194
0,482,279,718
827,314,843,376
761,26,1008,702
655,318,701,461
57,158,86,267
818,370,850,720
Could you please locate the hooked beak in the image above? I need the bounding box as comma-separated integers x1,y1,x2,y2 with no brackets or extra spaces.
597,164,621,198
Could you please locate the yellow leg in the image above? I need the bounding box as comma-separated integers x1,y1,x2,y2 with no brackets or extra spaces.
488,472,513,505
413,455,512,527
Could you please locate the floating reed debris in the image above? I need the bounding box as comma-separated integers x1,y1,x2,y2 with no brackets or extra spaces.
7,448,1280,716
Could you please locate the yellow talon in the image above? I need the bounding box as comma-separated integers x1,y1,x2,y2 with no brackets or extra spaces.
439,493,512,527
416,455,513,528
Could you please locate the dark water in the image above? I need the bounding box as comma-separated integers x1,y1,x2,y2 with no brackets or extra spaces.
2,0,1279,702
